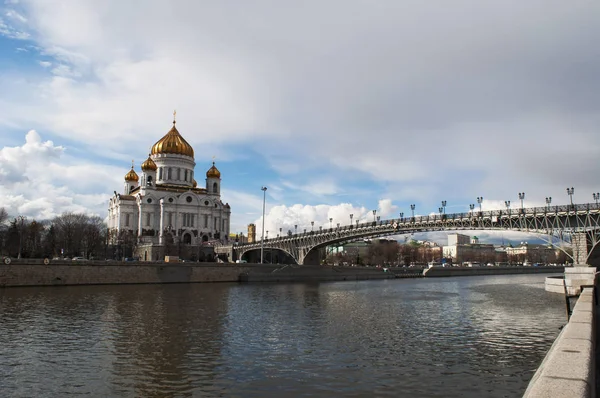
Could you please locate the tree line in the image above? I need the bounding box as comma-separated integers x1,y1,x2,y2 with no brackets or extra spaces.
0,208,107,259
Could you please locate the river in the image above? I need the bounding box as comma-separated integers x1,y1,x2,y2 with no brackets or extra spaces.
0,274,565,397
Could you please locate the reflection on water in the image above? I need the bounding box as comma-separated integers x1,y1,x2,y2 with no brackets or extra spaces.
0,274,564,397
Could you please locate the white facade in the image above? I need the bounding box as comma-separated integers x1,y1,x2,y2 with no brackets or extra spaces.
107,118,231,260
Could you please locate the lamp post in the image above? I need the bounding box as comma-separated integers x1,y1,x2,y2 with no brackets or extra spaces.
295,224,297,234
319,226,322,232
410,204,415,219
350,213,353,227
477,197,483,213
17,215,25,259
469,204,475,214
329,218,333,230
438,207,443,218
311,221,314,232
372,210,377,223
441,200,447,214
567,187,574,208
337,223,340,229
377,216,380,225
518,192,525,211
356,219,359,228
505,200,510,212
279,227,282,238
593,193,599,206
399,212,404,221
260,186,267,264
545,197,552,209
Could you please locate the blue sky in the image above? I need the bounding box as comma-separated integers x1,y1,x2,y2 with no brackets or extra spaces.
1,0,600,245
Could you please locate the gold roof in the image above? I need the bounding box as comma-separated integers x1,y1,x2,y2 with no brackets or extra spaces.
124,166,139,182
150,120,194,158
141,155,157,171
193,179,197,187
206,161,221,178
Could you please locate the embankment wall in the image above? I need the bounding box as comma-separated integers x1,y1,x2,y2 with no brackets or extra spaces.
523,287,596,397
423,266,564,277
0,261,279,287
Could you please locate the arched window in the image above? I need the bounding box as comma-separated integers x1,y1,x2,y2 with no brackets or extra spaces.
184,169,188,181
213,182,218,193
183,233,192,244
158,168,163,180
168,168,172,179
177,168,181,180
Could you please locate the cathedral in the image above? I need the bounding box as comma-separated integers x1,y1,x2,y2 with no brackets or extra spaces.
107,114,231,261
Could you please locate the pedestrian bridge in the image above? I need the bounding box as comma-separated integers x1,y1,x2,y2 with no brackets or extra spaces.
225,203,600,265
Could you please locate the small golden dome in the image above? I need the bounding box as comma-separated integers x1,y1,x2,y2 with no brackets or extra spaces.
206,161,221,178
124,166,139,182
141,155,157,171
150,120,194,158
193,179,197,187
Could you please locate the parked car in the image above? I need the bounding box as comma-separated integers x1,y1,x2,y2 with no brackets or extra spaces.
72,257,88,261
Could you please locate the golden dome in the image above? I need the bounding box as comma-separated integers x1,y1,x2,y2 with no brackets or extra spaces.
141,155,157,171
206,161,221,178
193,179,198,187
124,166,139,182
150,120,194,158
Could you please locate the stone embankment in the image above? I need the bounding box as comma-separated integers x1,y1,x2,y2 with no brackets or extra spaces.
423,265,564,277
523,286,597,397
0,260,566,288
0,260,277,287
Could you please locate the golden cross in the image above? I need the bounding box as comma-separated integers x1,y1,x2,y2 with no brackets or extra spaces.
131,159,134,168
173,109,177,123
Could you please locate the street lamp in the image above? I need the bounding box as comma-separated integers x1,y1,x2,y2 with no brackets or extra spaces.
279,227,282,238
505,200,510,211
350,213,354,227
295,224,297,234
329,218,333,230
567,187,575,207
311,221,314,232
438,207,443,217
441,200,447,214
477,197,483,213
593,193,599,206
260,186,267,264
356,219,359,227
545,197,552,209
377,216,380,225
410,204,415,219
372,210,377,223
319,226,322,232
337,222,340,229
518,192,525,211
399,212,404,220
469,204,475,213
17,215,25,259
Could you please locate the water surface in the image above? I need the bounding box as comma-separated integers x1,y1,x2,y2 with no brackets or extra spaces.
0,274,565,397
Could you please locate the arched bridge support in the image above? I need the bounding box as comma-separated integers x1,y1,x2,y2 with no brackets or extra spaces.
573,232,600,266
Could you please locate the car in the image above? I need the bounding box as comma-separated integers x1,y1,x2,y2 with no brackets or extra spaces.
72,257,88,261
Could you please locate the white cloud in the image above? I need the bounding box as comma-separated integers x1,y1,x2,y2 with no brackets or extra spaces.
0,130,123,220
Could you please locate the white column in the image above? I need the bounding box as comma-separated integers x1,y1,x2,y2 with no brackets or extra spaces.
138,204,143,237
159,200,164,244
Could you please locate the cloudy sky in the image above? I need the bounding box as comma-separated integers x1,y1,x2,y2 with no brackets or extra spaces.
1,0,599,244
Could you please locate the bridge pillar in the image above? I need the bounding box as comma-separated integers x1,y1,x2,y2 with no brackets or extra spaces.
302,250,321,265
572,232,600,267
